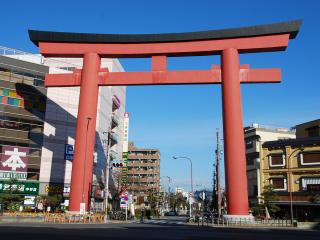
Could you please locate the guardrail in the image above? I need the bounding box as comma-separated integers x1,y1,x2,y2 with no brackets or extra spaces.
1,212,105,223
0,45,81,68
189,216,293,228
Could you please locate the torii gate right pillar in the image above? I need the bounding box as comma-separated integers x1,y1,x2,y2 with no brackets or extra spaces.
221,48,249,217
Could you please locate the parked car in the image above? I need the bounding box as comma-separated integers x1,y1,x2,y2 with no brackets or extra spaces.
165,211,176,216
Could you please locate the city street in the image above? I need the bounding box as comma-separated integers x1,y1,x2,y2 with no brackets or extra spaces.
0,220,319,240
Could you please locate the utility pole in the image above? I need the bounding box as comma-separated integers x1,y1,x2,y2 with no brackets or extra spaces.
215,128,222,217
103,130,111,222
212,164,217,211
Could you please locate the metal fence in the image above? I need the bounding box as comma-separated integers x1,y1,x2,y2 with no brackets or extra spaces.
192,216,293,228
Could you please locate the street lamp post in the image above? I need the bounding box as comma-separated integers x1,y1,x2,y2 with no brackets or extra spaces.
161,176,172,215
287,147,304,225
103,130,112,222
81,117,91,214
172,156,193,218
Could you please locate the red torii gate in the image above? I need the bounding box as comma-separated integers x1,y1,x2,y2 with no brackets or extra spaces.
29,20,301,218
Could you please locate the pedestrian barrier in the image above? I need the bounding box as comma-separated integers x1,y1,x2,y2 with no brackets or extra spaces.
44,213,105,223
1,212,105,223
192,216,293,228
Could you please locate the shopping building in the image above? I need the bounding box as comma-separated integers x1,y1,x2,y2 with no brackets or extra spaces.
260,119,320,220
0,46,127,211
127,142,160,207
244,124,296,205
0,51,48,200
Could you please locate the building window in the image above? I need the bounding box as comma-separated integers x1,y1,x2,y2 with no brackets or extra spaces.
246,156,254,166
268,154,285,167
270,177,287,191
301,177,320,191
306,126,319,137
245,141,254,149
300,152,320,165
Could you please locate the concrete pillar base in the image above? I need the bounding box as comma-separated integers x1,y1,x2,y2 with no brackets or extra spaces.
66,211,88,215
223,214,254,223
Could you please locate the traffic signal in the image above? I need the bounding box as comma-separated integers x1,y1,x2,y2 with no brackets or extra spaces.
112,162,123,168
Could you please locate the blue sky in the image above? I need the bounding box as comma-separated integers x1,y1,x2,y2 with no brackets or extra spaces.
1,0,319,191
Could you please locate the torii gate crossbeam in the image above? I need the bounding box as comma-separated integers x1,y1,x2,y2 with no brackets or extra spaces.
29,20,301,220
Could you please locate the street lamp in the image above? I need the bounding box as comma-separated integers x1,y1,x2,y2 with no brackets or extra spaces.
288,147,304,225
102,130,112,222
160,176,172,215
81,117,91,214
172,156,193,218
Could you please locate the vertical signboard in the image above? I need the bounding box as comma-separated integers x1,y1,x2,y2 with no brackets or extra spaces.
80,202,86,215
121,113,129,187
122,113,129,153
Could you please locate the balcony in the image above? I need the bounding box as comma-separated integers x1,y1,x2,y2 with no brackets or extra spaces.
111,113,120,127
129,177,157,183
110,132,119,144
127,162,159,167
112,95,121,110
128,154,160,160
127,186,155,191
110,149,118,159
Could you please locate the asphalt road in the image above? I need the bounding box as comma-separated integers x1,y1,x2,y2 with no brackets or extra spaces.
0,220,319,240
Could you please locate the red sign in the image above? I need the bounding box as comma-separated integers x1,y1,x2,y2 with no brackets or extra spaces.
0,146,29,172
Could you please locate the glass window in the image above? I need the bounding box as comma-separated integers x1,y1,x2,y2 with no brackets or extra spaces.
7,97,15,105
2,88,9,96
269,154,285,167
270,177,287,191
307,127,319,137
246,141,254,149
9,90,16,98
300,152,320,165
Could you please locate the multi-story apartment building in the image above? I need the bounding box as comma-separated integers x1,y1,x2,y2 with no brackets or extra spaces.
244,124,295,205
127,142,160,207
260,119,320,221
0,46,127,211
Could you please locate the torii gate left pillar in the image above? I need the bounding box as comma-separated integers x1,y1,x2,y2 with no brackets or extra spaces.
29,20,301,218
68,53,100,212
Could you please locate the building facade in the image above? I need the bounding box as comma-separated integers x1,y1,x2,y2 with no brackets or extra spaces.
0,46,127,211
244,124,296,205
127,142,160,208
0,52,48,202
260,119,320,221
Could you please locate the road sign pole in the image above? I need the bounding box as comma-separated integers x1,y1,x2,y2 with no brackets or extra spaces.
125,204,128,221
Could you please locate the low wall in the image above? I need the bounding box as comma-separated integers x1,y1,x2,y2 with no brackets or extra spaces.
0,215,44,223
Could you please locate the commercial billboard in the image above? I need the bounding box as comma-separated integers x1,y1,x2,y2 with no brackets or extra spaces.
0,181,39,195
0,146,29,172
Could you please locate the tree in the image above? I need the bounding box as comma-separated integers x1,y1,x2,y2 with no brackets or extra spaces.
35,195,62,212
251,185,280,218
0,178,24,211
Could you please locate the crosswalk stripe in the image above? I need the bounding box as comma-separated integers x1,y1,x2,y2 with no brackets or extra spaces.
133,219,185,225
